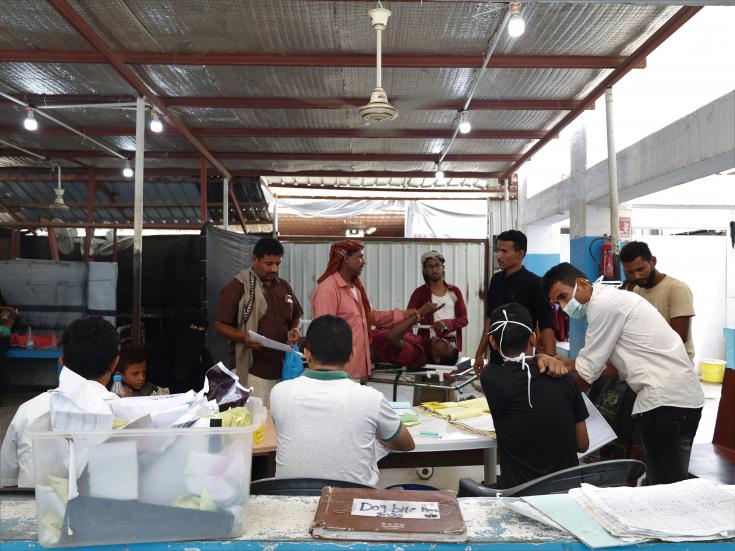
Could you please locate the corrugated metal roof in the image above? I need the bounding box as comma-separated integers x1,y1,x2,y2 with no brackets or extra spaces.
0,0,687,202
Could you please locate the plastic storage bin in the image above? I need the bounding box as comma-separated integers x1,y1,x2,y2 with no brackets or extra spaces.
28,398,265,547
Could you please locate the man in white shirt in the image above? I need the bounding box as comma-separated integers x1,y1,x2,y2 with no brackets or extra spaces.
270,315,414,486
0,317,120,488
542,263,704,485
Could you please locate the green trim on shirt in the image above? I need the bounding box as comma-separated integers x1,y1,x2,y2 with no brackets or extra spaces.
302,369,352,380
383,422,404,443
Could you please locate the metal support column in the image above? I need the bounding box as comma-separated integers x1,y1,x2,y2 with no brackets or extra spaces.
604,87,621,280
83,167,96,261
200,158,207,224
504,177,511,230
272,195,279,237
132,96,145,345
222,177,229,230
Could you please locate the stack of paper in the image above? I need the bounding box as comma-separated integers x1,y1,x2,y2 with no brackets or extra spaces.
420,397,489,420
512,480,735,548
569,479,735,542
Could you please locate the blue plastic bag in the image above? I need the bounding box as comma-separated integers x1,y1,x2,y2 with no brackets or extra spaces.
282,345,305,380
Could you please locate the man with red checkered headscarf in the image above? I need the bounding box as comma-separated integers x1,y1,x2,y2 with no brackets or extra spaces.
312,240,414,381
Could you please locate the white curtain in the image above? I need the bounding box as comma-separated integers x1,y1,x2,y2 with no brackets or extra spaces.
275,199,401,218
405,200,516,238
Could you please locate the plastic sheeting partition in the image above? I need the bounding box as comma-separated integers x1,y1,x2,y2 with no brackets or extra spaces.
274,199,401,218
204,225,260,367
0,260,117,328
405,200,517,238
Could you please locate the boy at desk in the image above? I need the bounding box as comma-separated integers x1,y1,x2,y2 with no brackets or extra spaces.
0,317,120,488
371,301,459,369
481,303,589,489
270,315,415,486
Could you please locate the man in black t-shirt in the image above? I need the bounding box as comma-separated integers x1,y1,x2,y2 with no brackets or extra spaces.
474,230,556,374
481,303,589,489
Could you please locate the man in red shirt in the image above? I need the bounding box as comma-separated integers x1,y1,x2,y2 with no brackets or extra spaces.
407,251,468,352
372,302,458,369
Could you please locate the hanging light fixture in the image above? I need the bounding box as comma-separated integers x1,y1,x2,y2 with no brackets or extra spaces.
149,109,163,133
508,3,525,38
434,162,445,179
48,165,69,211
458,110,472,134
23,108,38,131
122,160,134,178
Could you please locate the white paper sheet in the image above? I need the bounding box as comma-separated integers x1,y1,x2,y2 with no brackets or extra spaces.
579,479,735,538
48,367,116,431
453,414,495,432
578,393,618,458
248,330,305,358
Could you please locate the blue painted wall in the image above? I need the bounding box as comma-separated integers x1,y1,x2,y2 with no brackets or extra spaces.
568,236,605,358
524,253,560,278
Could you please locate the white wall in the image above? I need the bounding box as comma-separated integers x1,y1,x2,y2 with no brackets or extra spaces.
640,235,728,366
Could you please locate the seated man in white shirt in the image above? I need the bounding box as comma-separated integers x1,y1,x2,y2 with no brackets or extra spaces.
542,262,705,485
0,317,121,488
270,314,415,486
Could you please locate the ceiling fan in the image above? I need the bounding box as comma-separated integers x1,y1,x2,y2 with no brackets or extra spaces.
48,164,69,211
358,3,398,123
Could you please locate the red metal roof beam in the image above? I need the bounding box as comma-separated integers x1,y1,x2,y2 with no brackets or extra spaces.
501,6,701,178
46,0,232,180
0,95,589,112
0,50,645,69
0,149,521,162
0,125,546,140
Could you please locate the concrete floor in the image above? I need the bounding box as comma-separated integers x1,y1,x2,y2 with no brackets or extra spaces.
0,378,724,492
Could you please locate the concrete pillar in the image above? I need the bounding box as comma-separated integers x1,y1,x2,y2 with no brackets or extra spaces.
525,223,560,277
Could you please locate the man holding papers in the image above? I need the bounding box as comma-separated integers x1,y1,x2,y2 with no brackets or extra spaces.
543,262,705,485
215,238,302,406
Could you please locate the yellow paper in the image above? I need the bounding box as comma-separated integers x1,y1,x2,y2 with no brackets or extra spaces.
448,407,486,421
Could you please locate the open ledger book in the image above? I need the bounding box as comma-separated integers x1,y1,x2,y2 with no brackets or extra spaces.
311,487,466,542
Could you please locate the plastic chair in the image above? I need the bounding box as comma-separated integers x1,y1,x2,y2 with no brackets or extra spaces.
250,477,374,496
458,459,646,497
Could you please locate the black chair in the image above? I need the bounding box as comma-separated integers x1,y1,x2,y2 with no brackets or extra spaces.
458,459,645,497
250,477,375,496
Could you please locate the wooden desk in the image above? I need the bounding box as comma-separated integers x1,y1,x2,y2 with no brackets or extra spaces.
253,413,276,455
1,493,731,549
252,413,277,479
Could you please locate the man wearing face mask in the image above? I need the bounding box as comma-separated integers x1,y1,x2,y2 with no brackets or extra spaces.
620,241,695,361
542,262,704,485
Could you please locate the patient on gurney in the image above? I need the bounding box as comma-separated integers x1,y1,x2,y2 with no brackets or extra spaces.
371,301,458,369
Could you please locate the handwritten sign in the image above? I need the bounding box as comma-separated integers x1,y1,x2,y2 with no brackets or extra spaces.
351,498,441,519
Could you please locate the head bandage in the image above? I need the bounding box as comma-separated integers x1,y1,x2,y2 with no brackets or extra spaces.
489,309,534,408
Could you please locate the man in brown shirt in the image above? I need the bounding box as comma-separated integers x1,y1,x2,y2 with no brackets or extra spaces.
215,238,303,407
620,241,696,361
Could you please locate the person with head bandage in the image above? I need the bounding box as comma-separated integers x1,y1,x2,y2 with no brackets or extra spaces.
311,240,417,381
480,303,589,489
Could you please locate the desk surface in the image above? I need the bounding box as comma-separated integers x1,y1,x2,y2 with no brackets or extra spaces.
407,411,496,453
1,494,730,550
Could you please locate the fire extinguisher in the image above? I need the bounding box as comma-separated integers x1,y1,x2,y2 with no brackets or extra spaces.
600,241,614,279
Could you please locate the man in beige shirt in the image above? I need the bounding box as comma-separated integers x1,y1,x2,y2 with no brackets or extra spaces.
620,241,695,361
